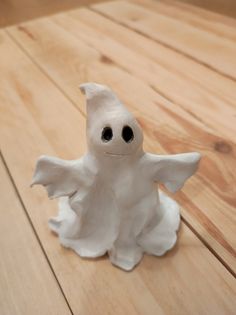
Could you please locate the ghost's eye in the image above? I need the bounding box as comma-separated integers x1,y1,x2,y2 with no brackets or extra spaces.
122,126,134,143
101,126,113,142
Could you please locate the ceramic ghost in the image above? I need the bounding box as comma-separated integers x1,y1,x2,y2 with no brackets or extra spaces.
32,83,201,271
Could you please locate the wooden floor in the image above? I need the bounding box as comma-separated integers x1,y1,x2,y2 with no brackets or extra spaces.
178,0,236,19
0,0,108,28
0,0,236,314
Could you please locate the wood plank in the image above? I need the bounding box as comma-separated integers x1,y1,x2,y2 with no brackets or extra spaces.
1,29,236,315
131,0,236,41
92,0,236,80
6,10,236,273
0,158,71,315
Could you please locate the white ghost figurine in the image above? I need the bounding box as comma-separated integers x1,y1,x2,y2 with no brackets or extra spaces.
32,83,201,271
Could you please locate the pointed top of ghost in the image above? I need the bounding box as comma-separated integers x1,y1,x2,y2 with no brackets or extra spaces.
80,82,115,101
79,82,129,117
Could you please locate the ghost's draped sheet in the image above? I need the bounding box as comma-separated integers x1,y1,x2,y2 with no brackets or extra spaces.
31,155,119,257
32,152,200,260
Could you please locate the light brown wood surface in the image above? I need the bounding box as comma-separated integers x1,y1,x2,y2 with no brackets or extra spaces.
132,0,236,41
93,0,236,80
0,0,107,28
0,0,236,314
1,0,236,29
177,0,236,19
0,156,71,315
6,1,236,274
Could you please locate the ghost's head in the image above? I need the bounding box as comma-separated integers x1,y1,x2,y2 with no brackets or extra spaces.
80,83,143,158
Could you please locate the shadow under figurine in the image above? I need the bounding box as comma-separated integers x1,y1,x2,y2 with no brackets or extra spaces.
31,83,201,271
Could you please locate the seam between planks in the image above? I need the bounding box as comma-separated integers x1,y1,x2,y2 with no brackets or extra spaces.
89,6,236,83
181,216,236,278
148,84,210,128
4,26,236,279
0,151,75,315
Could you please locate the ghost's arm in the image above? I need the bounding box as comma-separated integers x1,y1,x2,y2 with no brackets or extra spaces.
31,155,85,199
145,152,201,193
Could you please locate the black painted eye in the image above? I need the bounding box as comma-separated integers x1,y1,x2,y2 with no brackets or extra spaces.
122,126,134,143
101,127,113,142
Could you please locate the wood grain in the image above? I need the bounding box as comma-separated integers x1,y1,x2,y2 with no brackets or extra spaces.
0,29,236,315
0,158,71,315
92,0,236,80
67,8,236,139
7,12,236,141
6,8,236,274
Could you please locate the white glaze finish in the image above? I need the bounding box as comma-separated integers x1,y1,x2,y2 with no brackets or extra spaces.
32,83,201,270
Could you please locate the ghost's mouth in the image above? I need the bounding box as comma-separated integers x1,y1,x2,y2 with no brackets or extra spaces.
105,152,129,157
